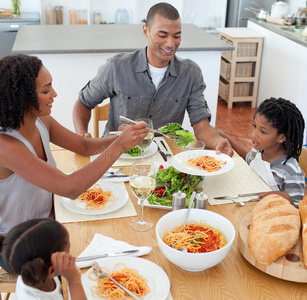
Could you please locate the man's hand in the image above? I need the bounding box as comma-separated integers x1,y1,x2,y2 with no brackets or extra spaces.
215,138,234,157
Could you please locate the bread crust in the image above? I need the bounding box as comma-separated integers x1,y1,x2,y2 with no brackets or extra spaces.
299,196,307,267
248,194,300,265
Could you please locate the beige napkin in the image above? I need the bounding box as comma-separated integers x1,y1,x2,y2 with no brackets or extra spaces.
54,183,137,223
76,233,152,268
206,157,272,205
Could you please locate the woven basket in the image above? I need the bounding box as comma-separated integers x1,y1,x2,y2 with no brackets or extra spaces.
237,42,258,57
220,59,231,80
236,62,254,77
219,79,253,100
233,82,252,97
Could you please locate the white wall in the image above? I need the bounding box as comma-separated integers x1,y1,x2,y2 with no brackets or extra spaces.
287,0,306,14
248,21,307,144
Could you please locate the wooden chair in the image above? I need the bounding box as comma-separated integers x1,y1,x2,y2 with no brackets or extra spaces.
299,147,307,178
0,267,17,300
92,103,110,138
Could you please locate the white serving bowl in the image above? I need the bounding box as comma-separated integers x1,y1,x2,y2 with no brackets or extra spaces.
156,209,235,272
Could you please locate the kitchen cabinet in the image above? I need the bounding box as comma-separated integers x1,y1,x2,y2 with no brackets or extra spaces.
217,28,263,109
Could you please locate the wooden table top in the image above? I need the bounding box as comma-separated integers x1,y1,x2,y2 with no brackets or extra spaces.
51,142,307,300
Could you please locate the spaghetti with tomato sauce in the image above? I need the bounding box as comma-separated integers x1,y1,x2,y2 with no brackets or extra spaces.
77,184,115,210
163,222,227,253
185,155,226,172
89,264,150,299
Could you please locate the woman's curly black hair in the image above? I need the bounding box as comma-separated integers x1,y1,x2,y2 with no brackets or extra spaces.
255,97,305,162
0,54,42,132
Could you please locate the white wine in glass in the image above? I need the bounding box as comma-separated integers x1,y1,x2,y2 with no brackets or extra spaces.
129,162,156,231
136,118,154,158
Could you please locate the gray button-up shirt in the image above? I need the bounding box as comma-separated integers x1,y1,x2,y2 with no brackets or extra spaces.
79,47,211,133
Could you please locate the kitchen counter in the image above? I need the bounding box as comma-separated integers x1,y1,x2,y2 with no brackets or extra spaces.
13,23,233,54
12,23,231,133
248,18,307,48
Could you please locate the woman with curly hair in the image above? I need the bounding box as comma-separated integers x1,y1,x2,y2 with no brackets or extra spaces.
0,54,148,236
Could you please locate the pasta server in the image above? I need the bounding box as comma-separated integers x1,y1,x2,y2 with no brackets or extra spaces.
92,261,141,300
214,192,261,200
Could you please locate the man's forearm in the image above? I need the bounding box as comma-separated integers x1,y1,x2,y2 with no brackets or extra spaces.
73,99,92,135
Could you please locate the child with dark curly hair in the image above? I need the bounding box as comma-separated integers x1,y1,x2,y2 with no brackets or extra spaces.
0,54,148,235
220,97,305,207
0,218,86,299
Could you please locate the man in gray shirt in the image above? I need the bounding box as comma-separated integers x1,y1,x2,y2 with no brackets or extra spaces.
73,2,233,156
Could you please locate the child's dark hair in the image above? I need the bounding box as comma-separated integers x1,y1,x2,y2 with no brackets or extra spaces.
0,54,42,132
0,218,68,287
256,97,305,162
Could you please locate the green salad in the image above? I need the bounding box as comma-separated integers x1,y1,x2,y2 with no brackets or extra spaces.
158,123,196,148
125,146,141,156
147,165,203,207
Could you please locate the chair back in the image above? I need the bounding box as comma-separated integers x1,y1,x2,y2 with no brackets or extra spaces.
299,147,307,180
0,266,17,299
92,103,110,138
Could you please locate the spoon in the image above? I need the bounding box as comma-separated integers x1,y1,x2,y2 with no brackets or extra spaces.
181,191,196,232
179,192,196,253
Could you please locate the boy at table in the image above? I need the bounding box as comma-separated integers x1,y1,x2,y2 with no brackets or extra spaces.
73,2,233,157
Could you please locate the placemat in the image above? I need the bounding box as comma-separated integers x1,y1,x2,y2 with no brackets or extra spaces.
54,183,137,224
206,157,272,205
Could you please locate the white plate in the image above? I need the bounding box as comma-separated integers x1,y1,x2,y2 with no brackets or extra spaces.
171,150,234,176
81,257,170,300
120,142,157,159
61,181,128,215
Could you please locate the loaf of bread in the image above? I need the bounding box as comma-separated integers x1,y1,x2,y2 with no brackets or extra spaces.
248,194,300,265
299,196,307,267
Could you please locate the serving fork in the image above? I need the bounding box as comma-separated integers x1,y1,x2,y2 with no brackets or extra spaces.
92,261,141,300
119,116,186,141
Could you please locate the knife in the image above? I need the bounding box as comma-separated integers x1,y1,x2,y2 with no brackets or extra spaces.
160,140,169,152
101,174,129,179
214,192,262,200
154,141,167,161
76,249,139,262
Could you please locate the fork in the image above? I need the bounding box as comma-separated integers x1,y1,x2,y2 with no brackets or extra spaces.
92,261,141,300
231,198,261,206
119,116,186,141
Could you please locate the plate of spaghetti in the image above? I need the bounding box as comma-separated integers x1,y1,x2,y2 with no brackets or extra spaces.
81,257,170,300
171,150,234,176
61,181,128,215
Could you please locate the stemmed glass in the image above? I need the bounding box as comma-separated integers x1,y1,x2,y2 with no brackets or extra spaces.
136,118,154,159
129,162,156,231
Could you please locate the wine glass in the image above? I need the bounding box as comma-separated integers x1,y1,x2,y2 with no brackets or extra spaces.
129,162,156,231
136,118,154,159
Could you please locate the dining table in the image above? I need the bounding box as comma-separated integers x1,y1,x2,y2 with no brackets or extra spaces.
51,138,307,300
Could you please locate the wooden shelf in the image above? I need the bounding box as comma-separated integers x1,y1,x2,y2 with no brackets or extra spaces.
218,28,263,109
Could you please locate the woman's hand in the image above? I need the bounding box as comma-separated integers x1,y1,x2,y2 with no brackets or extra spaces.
115,121,148,152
